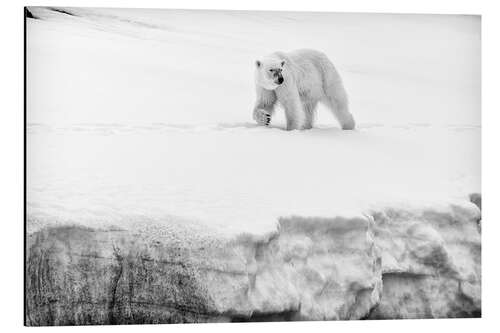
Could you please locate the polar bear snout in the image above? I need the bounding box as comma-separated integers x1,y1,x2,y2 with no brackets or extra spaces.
268,67,284,85
272,71,284,85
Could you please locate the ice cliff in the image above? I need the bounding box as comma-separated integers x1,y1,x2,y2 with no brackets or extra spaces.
26,197,481,325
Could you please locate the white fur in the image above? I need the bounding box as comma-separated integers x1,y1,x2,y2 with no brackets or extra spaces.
253,49,355,130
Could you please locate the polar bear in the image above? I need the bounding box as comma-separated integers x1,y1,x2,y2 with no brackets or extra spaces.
253,49,355,130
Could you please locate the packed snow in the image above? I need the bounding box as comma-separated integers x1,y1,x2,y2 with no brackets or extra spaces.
26,7,480,236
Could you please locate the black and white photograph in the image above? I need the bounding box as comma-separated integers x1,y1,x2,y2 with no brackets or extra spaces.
24,5,481,326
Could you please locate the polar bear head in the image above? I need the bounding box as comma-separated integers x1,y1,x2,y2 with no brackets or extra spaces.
255,55,286,90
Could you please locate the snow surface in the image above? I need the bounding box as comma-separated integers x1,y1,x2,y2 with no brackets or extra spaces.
26,7,481,237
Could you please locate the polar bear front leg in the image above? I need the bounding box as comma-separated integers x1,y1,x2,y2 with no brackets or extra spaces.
253,87,277,126
278,88,305,130
253,108,272,126
285,110,300,130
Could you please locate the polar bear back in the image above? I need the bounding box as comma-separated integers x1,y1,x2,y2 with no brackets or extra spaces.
274,49,345,102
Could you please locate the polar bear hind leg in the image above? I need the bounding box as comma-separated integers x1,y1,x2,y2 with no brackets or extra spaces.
323,81,355,130
318,56,355,130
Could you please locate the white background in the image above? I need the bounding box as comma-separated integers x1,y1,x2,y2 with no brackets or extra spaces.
1,0,498,332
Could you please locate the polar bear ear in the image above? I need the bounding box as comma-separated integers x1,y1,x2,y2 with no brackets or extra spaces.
255,60,261,68
281,61,285,67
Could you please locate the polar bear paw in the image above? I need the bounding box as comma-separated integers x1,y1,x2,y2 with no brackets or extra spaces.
253,109,272,126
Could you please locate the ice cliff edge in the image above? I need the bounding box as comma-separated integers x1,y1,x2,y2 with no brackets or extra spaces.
25,197,481,325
